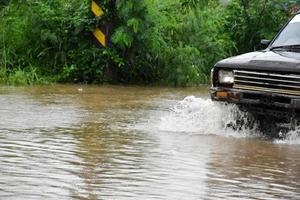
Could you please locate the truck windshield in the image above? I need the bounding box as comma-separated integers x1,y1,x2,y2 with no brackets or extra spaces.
272,14,300,47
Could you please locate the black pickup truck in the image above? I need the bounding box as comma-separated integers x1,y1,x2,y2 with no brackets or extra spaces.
210,11,300,133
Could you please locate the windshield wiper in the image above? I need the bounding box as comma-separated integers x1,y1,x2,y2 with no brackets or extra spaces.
270,44,300,51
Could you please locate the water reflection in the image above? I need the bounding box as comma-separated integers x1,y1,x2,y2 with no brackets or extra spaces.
0,85,300,200
205,138,300,199
0,129,85,199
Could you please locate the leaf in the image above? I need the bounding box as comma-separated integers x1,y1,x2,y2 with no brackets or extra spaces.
127,18,141,33
111,27,133,48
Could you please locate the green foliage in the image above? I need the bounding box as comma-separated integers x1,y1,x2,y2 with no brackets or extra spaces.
0,0,10,7
0,66,47,85
0,0,295,86
112,0,159,83
138,0,234,85
0,0,117,84
224,0,294,54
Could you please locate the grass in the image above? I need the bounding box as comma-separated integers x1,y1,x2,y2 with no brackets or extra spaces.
0,66,50,85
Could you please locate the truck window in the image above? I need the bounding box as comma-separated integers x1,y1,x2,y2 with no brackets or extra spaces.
272,14,300,47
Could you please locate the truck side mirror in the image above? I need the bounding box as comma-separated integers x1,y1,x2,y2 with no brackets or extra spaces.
261,39,271,48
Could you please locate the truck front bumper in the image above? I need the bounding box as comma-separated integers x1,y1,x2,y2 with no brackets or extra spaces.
210,87,300,120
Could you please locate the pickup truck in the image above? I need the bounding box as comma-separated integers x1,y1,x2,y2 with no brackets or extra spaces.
210,11,300,135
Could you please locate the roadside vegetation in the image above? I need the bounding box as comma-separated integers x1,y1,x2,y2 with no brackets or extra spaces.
0,0,297,85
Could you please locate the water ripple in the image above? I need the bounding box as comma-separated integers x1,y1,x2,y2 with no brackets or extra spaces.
1,86,300,199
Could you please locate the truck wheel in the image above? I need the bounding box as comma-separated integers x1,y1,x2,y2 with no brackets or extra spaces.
257,117,299,139
258,117,282,138
225,109,257,131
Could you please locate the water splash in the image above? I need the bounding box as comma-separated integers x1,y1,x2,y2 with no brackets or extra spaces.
161,96,300,144
137,96,260,138
128,95,300,144
275,128,300,145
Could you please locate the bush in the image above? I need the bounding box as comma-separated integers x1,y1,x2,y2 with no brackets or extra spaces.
0,0,296,86
0,0,118,84
224,0,292,54
141,0,234,85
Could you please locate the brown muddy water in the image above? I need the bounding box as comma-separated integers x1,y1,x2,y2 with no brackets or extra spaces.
1,85,300,200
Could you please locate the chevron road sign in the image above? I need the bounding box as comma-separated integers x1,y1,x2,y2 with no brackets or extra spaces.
91,0,107,47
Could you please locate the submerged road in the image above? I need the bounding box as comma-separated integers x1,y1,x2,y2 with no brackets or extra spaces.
0,85,300,199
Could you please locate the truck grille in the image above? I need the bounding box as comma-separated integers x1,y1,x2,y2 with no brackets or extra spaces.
233,70,300,95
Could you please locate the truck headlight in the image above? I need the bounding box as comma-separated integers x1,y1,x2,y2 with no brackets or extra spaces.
218,70,234,84
210,68,214,85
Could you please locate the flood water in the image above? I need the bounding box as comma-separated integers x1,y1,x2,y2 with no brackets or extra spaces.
1,85,300,200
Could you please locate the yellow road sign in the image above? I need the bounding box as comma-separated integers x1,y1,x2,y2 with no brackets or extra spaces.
93,28,106,47
91,0,106,47
91,0,104,17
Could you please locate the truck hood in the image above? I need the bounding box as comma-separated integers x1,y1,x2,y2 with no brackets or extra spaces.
216,50,300,73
